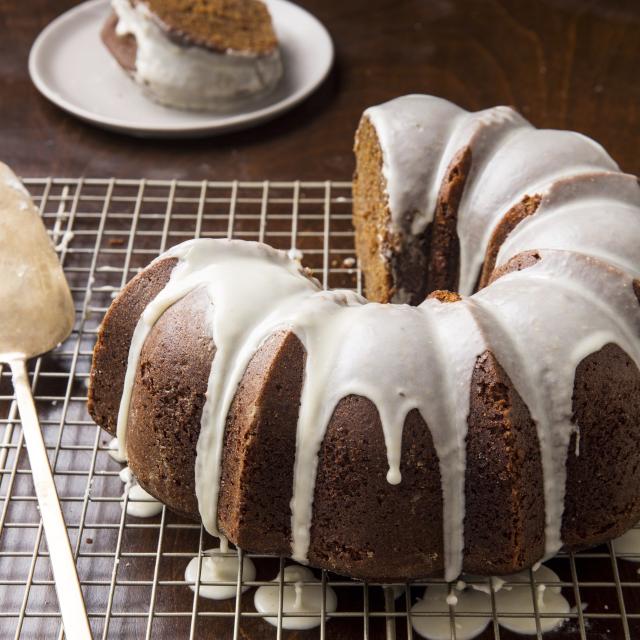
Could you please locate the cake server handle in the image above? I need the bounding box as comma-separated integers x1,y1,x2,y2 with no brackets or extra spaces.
10,358,92,640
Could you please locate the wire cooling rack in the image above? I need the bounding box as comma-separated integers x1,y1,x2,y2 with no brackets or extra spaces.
1,177,640,640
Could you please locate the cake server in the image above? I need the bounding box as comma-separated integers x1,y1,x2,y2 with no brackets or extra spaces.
0,163,91,639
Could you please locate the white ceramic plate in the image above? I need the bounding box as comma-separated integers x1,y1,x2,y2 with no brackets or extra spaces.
29,0,334,138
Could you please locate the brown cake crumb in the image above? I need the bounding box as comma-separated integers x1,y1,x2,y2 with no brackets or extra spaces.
352,116,396,303
428,148,471,293
140,0,278,54
427,290,461,304
479,194,542,288
488,250,541,284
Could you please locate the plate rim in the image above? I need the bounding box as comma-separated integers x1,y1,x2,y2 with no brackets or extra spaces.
28,0,334,137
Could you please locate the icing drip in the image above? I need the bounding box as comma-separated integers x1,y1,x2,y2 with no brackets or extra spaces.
411,583,491,640
185,546,256,600
107,437,127,463
109,438,163,518
612,525,640,561
288,297,483,578
116,240,316,536
417,299,486,580
455,128,618,294
469,251,640,560
494,565,569,634
54,231,75,253
124,483,163,518
365,95,465,236
118,466,133,484
496,172,640,278
287,248,304,262
411,564,569,640
253,565,337,630
110,0,282,112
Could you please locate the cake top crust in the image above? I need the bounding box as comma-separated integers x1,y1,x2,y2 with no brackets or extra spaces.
136,0,278,54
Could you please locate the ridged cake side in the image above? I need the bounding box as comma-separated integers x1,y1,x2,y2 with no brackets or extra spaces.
88,248,640,581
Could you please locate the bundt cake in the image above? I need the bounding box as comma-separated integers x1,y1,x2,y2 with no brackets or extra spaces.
101,0,282,111
89,95,640,583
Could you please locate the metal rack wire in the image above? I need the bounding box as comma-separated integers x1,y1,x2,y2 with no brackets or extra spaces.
0,177,639,639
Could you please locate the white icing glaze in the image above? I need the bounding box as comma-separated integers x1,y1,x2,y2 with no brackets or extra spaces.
253,565,337,630
413,564,569,639
494,565,569,634
111,0,282,112
411,583,491,640
612,525,640,561
116,239,319,536
470,251,640,559
108,437,127,463
455,127,617,294
185,547,256,600
287,248,304,262
427,300,487,579
365,95,465,237
496,172,640,278
54,231,75,253
123,482,163,518
119,466,134,484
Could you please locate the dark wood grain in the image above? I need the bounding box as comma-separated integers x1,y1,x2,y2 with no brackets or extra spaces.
0,0,639,181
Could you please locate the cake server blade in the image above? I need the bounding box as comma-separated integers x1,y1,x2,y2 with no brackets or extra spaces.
0,163,91,640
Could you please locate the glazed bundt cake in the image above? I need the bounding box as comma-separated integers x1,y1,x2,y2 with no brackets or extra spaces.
89,95,640,583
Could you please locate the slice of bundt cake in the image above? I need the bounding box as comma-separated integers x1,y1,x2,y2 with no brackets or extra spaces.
101,0,282,111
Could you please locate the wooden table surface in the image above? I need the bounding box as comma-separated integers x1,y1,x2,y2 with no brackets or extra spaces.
1,0,639,181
